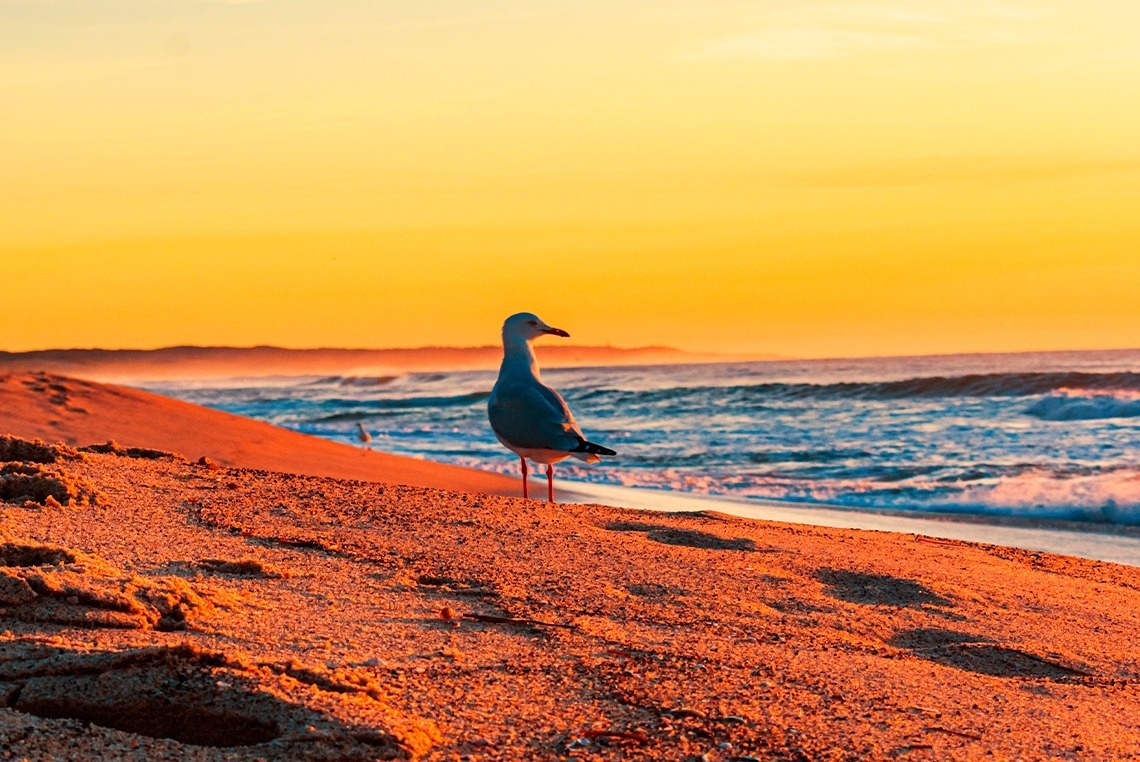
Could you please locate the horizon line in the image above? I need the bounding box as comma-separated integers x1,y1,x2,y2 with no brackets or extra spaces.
2,343,1138,364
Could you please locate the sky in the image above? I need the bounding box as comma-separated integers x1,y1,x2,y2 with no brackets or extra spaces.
2,0,1138,357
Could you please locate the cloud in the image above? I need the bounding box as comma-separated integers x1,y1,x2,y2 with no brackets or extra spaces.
686,2,1049,61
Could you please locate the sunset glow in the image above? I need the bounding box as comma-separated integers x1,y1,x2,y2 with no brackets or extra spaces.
3,1,1139,356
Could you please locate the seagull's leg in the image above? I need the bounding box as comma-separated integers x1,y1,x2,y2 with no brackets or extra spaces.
519,456,529,499
546,464,555,503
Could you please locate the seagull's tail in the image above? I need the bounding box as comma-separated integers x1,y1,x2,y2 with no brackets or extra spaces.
569,438,616,464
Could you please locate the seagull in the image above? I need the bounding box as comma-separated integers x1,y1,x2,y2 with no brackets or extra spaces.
488,312,615,502
356,422,372,449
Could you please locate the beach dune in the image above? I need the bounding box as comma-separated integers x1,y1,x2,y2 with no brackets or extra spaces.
0,371,519,495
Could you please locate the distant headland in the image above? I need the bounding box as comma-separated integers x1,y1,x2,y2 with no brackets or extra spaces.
0,344,777,380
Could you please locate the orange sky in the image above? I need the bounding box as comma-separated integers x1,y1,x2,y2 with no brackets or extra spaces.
2,1,1138,357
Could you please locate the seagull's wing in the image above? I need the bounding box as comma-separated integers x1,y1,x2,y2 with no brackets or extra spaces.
488,379,584,452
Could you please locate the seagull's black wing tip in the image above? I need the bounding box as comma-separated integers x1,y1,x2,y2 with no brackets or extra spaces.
571,438,616,457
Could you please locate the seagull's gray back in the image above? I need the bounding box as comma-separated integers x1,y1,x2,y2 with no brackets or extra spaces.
488,368,585,452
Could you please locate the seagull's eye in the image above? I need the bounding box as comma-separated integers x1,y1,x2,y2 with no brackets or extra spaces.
528,320,537,326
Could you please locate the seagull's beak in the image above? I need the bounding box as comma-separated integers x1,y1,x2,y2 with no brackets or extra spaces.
543,327,570,338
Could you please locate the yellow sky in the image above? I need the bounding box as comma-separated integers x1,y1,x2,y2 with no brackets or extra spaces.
2,1,1138,356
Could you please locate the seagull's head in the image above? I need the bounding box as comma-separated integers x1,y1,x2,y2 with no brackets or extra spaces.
503,312,570,342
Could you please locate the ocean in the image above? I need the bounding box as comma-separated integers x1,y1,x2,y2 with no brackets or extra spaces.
145,348,1140,526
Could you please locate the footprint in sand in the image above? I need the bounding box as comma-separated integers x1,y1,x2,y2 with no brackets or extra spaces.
815,568,955,609
604,520,758,552
0,642,438,759
0,539,211,631
888,627,1095,680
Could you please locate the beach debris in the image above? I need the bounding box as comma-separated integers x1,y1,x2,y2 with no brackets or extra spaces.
664,707,708,720
79,441,179,460
463,613,576,630
579,728,649,744
914,535,966,548
922,725,983,741
197,456,220,470
196,557,286,579
1016,651,1096,677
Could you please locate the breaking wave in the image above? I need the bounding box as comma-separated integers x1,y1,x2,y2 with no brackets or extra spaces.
1027,390,1140,422
579,371,1140,406
305,391,490,421
308,375,399,387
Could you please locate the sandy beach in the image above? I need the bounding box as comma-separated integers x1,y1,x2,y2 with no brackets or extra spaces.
2,371,1140,760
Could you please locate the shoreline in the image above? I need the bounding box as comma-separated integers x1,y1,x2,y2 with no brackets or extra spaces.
561,481,1140,567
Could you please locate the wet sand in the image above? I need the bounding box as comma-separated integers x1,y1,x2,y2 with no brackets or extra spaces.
563,482,1140,568
2,372,1140,759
